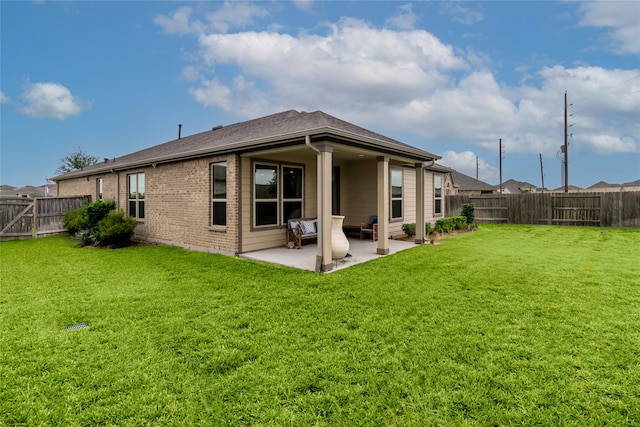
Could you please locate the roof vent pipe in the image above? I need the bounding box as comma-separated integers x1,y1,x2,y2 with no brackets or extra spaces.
178,124,182,140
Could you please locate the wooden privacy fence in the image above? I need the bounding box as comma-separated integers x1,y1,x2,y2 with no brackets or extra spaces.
0,196,88,241
445,192,640,228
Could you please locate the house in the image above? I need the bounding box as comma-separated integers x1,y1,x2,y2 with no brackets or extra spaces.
54,110,445,272
447,171,496,195
499,179,538,194
582,180,640,192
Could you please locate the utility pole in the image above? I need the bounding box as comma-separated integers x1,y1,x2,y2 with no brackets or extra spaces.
564,91,568,193
476,155,479,180
539,153,545,192
499,138,503,193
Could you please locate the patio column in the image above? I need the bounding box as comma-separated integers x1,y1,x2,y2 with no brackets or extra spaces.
415,163,425,244
317,143,334,272
376,156,389,255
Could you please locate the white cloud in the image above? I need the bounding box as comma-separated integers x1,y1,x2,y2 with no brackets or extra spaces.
438,3,484,25
157,4,639,160
578,2,640,54
293,0,313,12
0,91,10,104
19,82,90,119
386,4,419,30
440,150,499,182
154,7,197,35
154,2,268,35
192,17,467,113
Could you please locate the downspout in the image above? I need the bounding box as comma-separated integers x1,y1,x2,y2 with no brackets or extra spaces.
305,135,323,271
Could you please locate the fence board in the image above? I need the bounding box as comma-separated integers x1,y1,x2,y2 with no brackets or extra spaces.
0,196,88,240
445,192,640,228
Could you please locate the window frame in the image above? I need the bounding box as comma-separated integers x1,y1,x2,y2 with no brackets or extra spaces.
281,164,304,224
434,174,442,216
128,172,145,220
211,162,227,227
252,161,304,229
390,167,403,220
96,177,103,201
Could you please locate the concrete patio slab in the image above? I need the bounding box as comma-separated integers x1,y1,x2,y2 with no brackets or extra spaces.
240,238,418,272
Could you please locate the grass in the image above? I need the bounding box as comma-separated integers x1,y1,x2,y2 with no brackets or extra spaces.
1,225,639,426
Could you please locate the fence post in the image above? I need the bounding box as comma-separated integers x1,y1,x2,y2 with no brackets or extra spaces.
32,198,38,238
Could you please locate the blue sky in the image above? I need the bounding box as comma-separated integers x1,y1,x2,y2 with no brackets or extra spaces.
2,1,639,189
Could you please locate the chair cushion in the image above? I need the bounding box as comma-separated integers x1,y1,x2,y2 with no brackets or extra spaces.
288,220,300,230
300,220,316,236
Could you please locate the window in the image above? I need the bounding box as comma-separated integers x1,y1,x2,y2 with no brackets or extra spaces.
391,168,403,219
282,166,303,221
211,162,227,226
254,163,304,227
128,173,145,219
434,174,442,215
96,178,103,201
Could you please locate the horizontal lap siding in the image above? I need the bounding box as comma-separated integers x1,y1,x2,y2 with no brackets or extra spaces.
393,169,415,237
424,171,439,224
342,159,376,227
240,155,317,253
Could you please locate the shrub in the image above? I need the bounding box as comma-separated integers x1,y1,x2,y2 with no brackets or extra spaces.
74,229,94,247
435,216,468,233
94,209,137,247
461,203,475,225
402,223,416,237
63,209,88,234
402,223,434,238
84,199,116,230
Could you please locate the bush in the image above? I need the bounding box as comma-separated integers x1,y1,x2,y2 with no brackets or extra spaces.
435,216,468,233
402,223,416,237
64,199,136,248
94,209,137,247
403,223,433,238
74,229,94,247
63,209,88,234
461,203,475,225
84,199,116,230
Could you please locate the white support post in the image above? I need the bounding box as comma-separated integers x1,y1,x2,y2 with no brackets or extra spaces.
377,156,390,255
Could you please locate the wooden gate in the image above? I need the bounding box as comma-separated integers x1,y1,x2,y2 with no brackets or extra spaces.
0,196,87,241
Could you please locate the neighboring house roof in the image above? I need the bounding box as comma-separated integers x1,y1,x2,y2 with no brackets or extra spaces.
551,185,583,192
53,110,440,181
450,171,495,192
499,179,539,193
0,185,53,198
588,181,618,189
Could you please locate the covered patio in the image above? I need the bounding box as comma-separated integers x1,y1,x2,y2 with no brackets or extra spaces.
240,237,417,272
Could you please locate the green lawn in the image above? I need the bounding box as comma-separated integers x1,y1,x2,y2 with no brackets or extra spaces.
1,225,639,426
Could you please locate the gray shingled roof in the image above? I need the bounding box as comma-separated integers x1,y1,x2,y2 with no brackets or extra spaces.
450,171,495,191
54,110,440,180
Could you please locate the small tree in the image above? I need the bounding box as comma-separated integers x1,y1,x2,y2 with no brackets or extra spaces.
56,146,99,174
461,203,475,225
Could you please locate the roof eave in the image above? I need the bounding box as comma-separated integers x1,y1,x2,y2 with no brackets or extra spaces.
54,126,440,181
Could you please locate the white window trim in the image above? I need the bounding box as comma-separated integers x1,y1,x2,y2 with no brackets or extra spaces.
211,162,227,227
390,167,403,220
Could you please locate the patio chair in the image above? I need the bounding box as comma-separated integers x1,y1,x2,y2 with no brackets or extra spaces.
360,216,378,241
287,218,318,248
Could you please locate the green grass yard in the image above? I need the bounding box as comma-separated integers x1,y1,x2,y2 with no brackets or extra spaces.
1,225,639,426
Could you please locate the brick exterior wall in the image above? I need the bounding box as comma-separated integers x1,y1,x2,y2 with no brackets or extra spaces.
57,154,240,255
56,153,442,255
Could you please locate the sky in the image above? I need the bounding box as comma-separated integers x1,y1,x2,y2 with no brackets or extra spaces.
1,1,639,189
